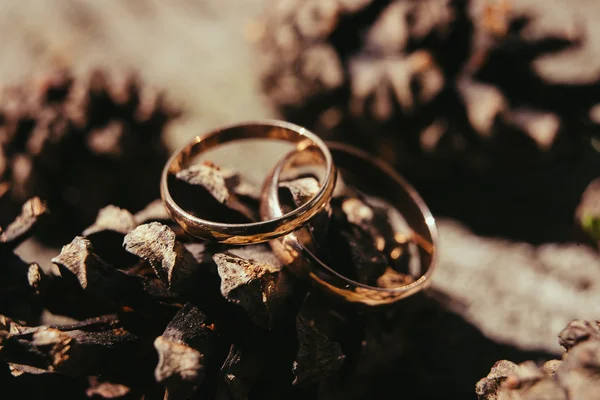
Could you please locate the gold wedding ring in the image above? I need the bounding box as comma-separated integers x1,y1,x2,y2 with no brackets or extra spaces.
160,120,336,244
260,142,438,305
162,119,437,306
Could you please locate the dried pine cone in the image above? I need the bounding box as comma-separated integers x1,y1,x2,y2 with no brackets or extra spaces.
2,159,556,399
257,0,599,173
0,66,181,246
476,319,600,400
257,0,600,244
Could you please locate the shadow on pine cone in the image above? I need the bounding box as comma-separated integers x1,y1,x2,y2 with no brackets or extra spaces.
257,0,600,244
0,66,181,247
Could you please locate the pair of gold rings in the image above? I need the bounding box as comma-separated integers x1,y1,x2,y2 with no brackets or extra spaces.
160,120,438,305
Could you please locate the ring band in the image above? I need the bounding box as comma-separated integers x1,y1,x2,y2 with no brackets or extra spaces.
260,142,438,305
160,120,336,244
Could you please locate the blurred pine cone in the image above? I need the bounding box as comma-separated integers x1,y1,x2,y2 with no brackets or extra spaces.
0,67,181,245
257,0,600,243
258,0,599,171
476,320,600,400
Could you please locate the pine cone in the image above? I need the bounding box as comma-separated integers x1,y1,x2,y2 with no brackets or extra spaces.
257,0,599,174
0,66,181,245
476,320,600,400
257,0,600,244
2,159,556,399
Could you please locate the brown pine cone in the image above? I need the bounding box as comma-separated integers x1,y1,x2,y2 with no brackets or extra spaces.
257,0,599,172
257,0,600,244
476,320,600,400
0,66,181,245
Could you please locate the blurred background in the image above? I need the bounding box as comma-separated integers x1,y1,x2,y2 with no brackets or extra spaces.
1,0,600,398
0,0,273,147
0,0,274,256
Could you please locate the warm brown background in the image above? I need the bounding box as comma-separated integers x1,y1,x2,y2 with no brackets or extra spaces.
0,0,274,150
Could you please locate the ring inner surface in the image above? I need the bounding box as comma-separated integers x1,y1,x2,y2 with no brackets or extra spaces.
166,124,329,228
168,125,313,174
273,143,435,294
